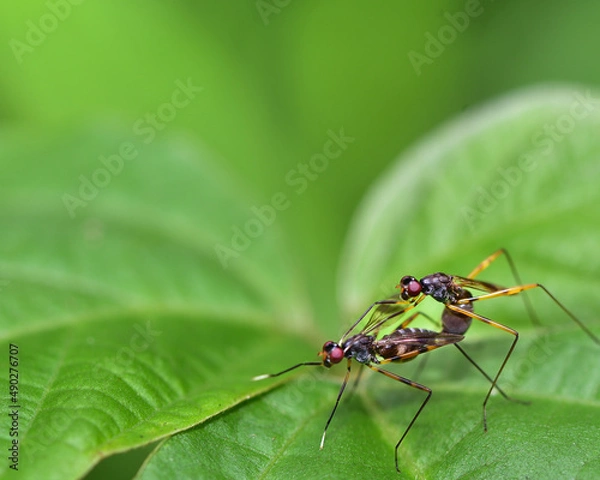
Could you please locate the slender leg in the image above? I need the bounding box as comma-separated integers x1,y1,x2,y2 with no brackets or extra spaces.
366,364,432,473
395,311,521,401
458,284,600,345
347,364,365,399
398,311,436,329
320,359,352,450
446,304,518,431
453,343,528,404
467,248,540,326
468,248,507,278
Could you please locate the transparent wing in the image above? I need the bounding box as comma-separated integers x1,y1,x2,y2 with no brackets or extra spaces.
452,275,505,294
341,294,414,342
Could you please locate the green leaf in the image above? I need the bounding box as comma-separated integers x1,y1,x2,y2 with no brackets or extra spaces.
136,86,600,479
137,331,600,480
135,381,395,480
0,127,314,480
4,311,315,480
338,85,600,327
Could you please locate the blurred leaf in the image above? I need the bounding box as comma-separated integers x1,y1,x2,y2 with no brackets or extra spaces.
338,85,600,328
2,86,600,480
0,126,313,329
0,127,314,480
136,86,600,479
0,2,276,172
0,2,476,328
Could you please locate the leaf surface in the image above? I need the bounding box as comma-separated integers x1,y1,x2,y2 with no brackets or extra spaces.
0,130,313,480
138,86,600,479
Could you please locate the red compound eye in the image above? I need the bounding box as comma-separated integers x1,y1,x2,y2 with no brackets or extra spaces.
407,280,422,297
321,341,344,365
329,346,344,364
399,276,422,297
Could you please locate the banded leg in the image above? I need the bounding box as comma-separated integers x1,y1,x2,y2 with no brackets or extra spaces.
402,311,524,403
468,248,540,326
446,303,519,431
458,283,600,345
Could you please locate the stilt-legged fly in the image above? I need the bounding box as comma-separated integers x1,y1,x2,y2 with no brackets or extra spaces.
363,249,599,430
253,305,463,473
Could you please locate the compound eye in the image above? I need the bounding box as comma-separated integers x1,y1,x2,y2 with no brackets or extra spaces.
322,341,335,352
406,280,422,297
329,346,344,364
399,276,421,297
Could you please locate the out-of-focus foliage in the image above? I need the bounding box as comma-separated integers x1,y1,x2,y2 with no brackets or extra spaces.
1,2,599,479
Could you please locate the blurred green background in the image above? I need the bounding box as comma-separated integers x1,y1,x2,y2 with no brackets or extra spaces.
2,0,600,322
1,1,600,478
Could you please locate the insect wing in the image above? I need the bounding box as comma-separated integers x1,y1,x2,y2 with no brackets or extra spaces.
374,328,464,362
359,297,413,337
452,275,505,294
384,328,463,347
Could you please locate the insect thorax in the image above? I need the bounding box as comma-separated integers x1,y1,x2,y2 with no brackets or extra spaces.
342,334,376,364
420,272,464,304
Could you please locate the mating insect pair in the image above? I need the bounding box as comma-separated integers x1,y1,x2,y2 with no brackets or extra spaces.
253,250,599,473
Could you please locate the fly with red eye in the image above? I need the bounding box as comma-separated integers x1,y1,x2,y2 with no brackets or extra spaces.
366,248,600,431
253,306,464,473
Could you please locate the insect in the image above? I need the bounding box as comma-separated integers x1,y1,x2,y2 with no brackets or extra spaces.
362,248,600,430
253,305,465,473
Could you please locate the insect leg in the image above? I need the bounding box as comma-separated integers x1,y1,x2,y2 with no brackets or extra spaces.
398,311,434,329
399,311,520,401
458,284,599,345
467,248,540,326
453,343,528,404
366,364,431,473
320,359,352,450
446,304,518,431
347,362,365,399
